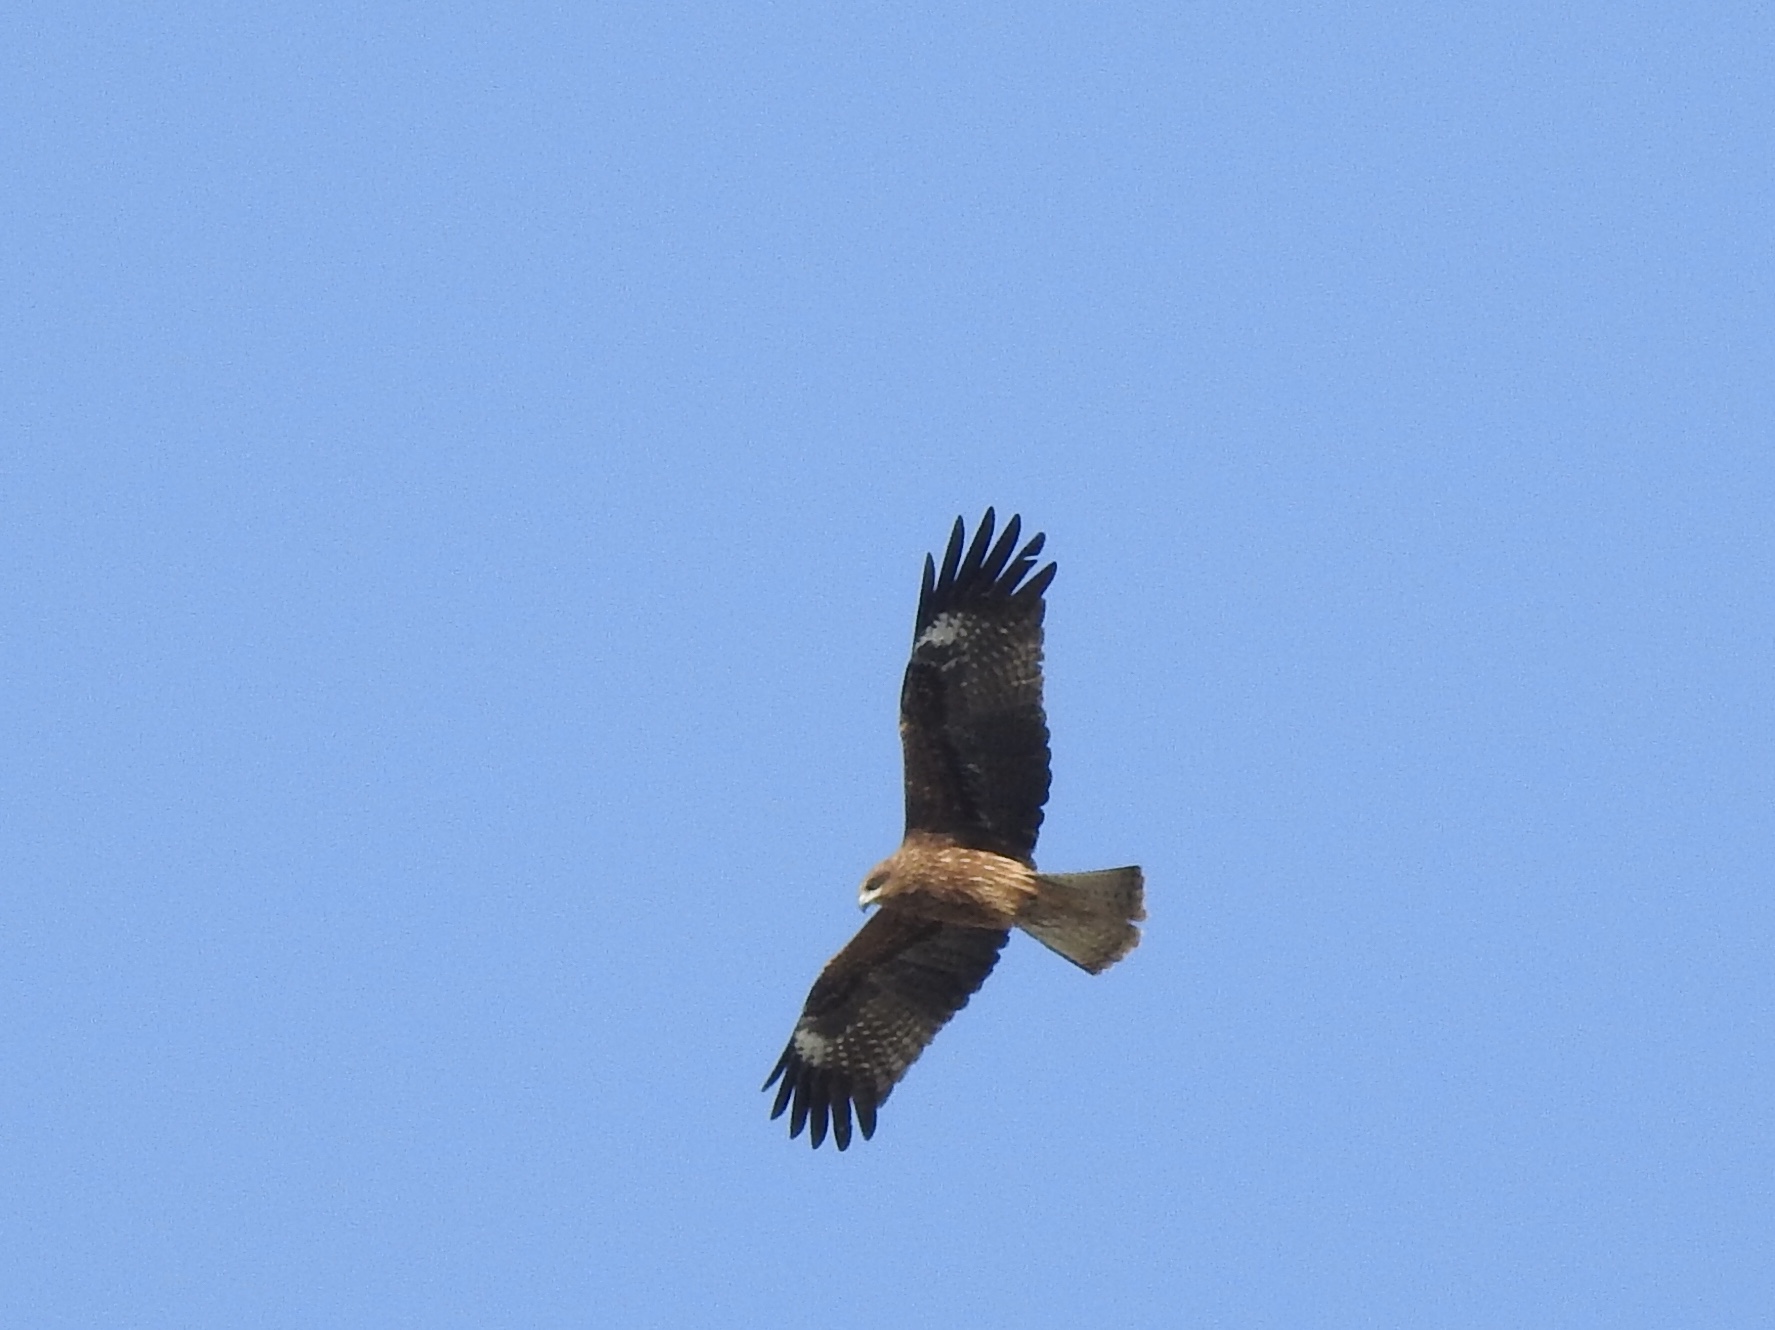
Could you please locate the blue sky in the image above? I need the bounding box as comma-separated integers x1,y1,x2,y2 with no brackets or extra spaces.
4,4,1772,1326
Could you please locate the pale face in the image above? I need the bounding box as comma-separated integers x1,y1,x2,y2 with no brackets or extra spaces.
857,862,893,908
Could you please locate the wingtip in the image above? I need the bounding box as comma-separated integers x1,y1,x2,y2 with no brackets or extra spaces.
916,510,1052,626
767,1047,870,1150
938,515,967,589
830,1088,854,1150
962,509,997,577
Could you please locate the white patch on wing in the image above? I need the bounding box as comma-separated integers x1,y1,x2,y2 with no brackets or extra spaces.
792,1027,834,1064
917,613,968,649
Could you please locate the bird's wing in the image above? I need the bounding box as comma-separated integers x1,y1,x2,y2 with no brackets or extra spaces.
899,508,1056,863
763,908,1009,1149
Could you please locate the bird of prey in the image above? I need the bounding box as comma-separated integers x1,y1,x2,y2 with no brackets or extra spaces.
764,509,1145,1149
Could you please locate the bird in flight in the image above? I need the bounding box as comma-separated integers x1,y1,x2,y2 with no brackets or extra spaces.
764,509,1145,1149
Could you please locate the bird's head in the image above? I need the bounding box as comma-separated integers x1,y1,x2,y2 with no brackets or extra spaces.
858,861,894,910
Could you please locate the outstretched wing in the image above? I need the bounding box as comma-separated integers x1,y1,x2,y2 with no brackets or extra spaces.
763,909,1009,1150
900,508,1056,864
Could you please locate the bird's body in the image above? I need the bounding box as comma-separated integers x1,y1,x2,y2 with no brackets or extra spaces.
764,510,1145,1149
860,832,1039,928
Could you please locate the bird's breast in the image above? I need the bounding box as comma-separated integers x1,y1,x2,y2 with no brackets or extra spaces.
882,839,1036,929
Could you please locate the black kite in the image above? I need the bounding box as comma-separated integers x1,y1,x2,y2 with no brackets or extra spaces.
764,510,1145,1149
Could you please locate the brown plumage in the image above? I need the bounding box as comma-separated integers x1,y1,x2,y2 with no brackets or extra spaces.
764,510,1146,1150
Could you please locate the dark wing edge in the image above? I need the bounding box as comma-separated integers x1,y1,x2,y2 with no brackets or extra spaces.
914,507,1056,639
763,910,1009,1150
901,508,1057,861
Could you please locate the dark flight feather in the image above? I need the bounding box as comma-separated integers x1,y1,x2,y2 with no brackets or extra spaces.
901,508,1056,864
763,910,1008,1150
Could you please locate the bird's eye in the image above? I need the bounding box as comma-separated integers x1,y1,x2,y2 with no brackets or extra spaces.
864,872,888,894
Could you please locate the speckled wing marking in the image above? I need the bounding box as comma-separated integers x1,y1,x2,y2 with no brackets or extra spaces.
900,509,1057,864
763,910,1009,1150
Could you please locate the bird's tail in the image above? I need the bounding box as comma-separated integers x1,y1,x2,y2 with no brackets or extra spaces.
1018,867,1145,974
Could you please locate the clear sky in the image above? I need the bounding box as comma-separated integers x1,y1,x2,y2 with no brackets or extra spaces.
4,4,1771,1326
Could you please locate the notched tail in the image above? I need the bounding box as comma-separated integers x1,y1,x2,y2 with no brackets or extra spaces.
1017,867,1146,974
